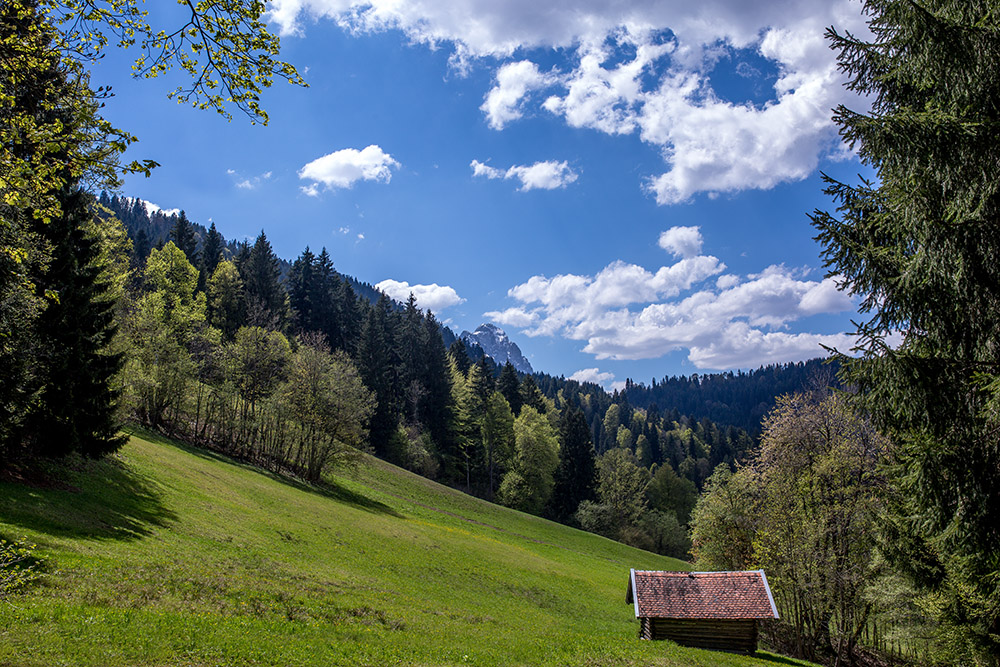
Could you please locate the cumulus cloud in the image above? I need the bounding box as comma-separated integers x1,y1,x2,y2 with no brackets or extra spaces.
482,60,557,129
299,145,399,195
375,279,465,312
139,199,180,217
658,226,703,259
569,368,616,386
470,159,578,191
268,0,871,202
491,229,854,370
483,306,538,328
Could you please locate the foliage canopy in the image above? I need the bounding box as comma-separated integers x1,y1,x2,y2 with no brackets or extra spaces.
812,0,1000,656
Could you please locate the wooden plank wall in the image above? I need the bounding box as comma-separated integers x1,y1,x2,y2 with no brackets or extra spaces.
640,618,758,654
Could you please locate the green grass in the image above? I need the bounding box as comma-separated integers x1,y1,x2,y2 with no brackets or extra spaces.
0,431,817,667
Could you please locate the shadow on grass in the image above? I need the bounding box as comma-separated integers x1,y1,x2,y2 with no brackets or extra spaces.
753,650,816,666
0,454,177,541
128,427,402,518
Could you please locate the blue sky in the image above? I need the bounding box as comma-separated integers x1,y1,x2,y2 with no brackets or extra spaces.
90,0,876,390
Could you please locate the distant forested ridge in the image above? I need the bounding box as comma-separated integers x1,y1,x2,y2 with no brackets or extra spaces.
619,358,842,435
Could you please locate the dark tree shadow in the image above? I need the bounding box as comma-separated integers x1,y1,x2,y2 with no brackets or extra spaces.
0,455,177,541
129,427,402,518
753,650,815,666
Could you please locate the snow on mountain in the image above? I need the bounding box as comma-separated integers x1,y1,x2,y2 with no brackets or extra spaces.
460,323,534,374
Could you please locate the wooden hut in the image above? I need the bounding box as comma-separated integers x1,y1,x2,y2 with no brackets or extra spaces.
626,569,778,654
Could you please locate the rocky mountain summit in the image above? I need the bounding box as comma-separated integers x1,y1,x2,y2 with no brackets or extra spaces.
460,323,533,374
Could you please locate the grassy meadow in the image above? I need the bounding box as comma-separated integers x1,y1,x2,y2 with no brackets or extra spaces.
0,431,813,666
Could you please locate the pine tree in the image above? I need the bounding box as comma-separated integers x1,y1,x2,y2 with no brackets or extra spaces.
812,1,1000,654
0,3,125,460
548,407,597,522
418,312,454,454
287,246,316,333
355,294,400,459
333,277,361,355
170,210,198,264
449,338,472,376
497,361,522,416
201,222,224,280
132,226,150,266
242,231,285,329
519,374,547,414
25,187,126,457
398,293,424,423
311,248,337,345
471,356,495,399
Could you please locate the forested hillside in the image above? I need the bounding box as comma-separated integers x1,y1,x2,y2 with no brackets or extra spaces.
620,358,842,435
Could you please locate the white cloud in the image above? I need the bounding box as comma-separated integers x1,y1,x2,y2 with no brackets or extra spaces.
716,274,740,290
507,161,579,191
569,368,616,386
686,323,854,369
658,226,703,259
483,307,538,328
375,279,466,312
482,60,557,129
470,159,503,179
494,229,854,370
470,159,578,191
139,199,180,217
543,37,673,135
228,169,273,190
268,0,871,202
267,1,849,55
299,145,399,194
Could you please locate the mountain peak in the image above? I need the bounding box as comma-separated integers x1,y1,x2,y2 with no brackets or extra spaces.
461,323,532,374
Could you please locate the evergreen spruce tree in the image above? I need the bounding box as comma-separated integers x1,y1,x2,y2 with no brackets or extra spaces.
311,248,337,346
170,210,198,264
287,246,316,333
26,187,125,458
0,2,125,460
812,0,1000,653
233,239,251,270
471,356,495,398
398,293,425,423
448,338,472,376
519,374,547,414
418,311,455,460
132,226,150,266
242,231,285,329
355,294,400,459
200,222,224,281
334,278,361,355
548,407,597,522
497,361,522,416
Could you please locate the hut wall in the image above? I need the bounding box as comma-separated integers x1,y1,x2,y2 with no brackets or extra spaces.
641,618,758,654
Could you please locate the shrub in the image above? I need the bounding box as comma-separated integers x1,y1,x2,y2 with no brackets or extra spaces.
0,537,43,600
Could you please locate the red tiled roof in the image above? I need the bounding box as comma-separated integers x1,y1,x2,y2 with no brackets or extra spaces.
627,570,778,620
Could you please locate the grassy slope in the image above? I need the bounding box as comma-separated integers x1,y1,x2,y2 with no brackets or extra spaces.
0,432,811,667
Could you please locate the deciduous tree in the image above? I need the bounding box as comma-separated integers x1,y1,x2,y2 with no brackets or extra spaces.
498,406,558,514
